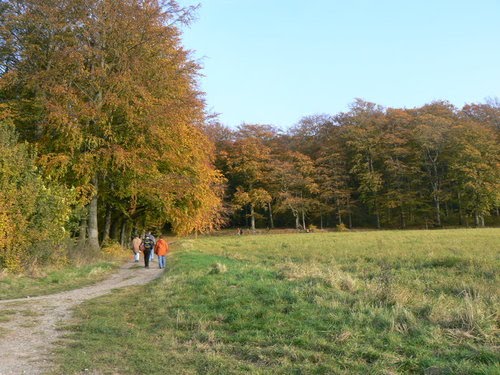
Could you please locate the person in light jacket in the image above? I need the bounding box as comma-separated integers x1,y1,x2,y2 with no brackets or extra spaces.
131,235,142,262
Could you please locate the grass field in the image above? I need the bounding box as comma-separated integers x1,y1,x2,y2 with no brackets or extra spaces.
53,229,499,374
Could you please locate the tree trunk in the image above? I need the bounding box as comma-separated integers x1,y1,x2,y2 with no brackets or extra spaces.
250,204,256,232
474,211,479,227
320,213,323,230
87,177,100,251
347,198,352,229
374,195,381,229
400,206,406,229
120,219,128,247
110,218,119,241
268,202,274,229
78,213,87,248
301,209,306,231
434,195,441,226
337,206,342,225
102,206,112,244
126,223,133,245
457,192,463,226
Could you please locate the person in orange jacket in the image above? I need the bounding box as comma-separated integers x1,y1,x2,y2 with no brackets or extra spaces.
154,235,169,269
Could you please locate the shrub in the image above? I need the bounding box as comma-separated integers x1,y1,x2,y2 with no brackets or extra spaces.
336,223,349,232
0,123,75,272
102,242,128,259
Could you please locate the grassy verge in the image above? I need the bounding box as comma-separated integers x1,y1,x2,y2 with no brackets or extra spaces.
53,229,499,374
0,260,125,300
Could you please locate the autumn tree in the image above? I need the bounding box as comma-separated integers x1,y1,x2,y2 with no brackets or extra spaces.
446,119,499,226
224,124,277,230
274,151,319,230
341,100,385,228
1,0,222,248
377,108,421,228
411,102,456,226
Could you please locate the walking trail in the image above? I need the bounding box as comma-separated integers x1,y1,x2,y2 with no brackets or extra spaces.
0,262,163,375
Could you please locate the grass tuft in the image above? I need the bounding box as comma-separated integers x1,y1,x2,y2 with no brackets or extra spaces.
209,262,228,274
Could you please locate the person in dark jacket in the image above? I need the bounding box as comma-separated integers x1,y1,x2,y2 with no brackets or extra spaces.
142,231,156,268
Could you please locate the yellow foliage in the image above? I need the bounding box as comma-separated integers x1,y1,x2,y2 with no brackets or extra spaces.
102,242,127,258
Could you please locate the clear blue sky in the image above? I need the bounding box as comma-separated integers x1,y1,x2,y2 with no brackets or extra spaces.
178,0,500,129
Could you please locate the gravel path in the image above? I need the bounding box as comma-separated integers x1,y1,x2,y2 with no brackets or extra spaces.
0,262,163,375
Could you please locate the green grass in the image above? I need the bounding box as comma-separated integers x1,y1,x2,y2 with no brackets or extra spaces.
0,262,118,300
53,229,500,374
0,309,17,322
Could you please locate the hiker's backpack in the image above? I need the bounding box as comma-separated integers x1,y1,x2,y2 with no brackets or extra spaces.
143,235,154,250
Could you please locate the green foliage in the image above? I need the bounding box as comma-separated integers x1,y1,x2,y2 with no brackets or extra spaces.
0,122,75,272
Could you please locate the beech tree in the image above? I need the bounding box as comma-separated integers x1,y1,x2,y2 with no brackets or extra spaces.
1,0,222,248
223,125,276,230
274,151,319,230
446,120,499,226
411,102,456,226
341,100,385,228
377,108,421,228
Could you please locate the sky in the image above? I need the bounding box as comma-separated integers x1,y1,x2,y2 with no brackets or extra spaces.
178,0,500,129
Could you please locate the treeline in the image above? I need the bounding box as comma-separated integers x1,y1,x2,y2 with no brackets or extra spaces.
207,99,499,230
0,0,223,272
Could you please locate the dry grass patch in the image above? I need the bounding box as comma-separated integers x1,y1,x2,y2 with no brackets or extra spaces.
279,261,359,293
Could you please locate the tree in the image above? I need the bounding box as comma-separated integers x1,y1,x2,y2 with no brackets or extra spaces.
1,0,221,246
446,120,500,226
411,102,456,226
315,126,352,227
378,108,421,228
224,125,275,230
341,100,385,228
274,151,319,230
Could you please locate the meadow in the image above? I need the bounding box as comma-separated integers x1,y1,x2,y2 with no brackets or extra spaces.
53,229,499,374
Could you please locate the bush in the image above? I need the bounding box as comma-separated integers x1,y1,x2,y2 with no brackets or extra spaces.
0,122,75,272
102,242,128,259
336,223,349,232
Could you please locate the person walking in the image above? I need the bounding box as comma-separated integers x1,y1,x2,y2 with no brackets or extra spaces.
142,231,155,268
131,235,142,263
148,232,156,263
154,235,169,269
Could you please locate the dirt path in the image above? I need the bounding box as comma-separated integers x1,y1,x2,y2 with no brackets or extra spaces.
0,262,163,375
